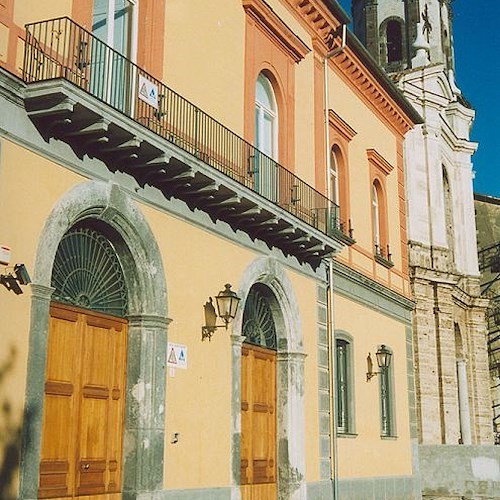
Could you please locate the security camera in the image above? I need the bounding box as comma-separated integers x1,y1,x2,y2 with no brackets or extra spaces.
14,264,31,285
0,274,23,295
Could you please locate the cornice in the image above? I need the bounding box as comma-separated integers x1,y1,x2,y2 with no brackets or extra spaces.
283,0,420,137
440,116,478,156
366,149,394,175
328,108,357,142
243,0,310,63
333,259,414,320
333,47,416,137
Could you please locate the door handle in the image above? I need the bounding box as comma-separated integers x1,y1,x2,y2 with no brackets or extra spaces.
82,463,90,470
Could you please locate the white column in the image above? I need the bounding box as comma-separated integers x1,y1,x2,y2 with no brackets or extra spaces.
457,359,472,444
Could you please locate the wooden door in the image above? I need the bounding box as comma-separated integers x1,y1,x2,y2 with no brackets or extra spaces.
39,303,127,499
240,343,277,500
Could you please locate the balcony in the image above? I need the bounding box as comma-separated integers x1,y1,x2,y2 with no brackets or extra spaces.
23,17,352,266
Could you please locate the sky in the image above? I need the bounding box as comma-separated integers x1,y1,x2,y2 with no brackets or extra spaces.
337,0,500,197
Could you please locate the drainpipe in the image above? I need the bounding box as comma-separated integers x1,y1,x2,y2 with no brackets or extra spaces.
323,24,346,500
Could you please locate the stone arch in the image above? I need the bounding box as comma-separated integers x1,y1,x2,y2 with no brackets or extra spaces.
19,180,169,499
230,256,305,500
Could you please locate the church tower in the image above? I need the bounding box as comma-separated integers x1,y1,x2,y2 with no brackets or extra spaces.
352,0,454,73
351,1,496,498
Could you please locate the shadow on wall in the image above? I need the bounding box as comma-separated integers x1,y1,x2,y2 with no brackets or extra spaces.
0,346,29,500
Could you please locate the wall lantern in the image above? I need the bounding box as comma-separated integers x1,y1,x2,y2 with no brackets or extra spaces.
366,344,392,381
202,283,241,341
0,263,31,295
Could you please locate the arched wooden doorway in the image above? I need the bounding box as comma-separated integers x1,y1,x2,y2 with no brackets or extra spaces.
38,224,129,499
240,283,277,500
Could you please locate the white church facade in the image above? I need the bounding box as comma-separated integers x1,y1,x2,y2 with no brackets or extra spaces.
351,0,497,498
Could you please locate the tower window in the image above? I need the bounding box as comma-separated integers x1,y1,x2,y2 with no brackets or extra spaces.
386,20,403,64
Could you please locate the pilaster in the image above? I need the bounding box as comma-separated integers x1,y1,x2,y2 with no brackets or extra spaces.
411,276,441,443
435,283,461,444
465,294,494,444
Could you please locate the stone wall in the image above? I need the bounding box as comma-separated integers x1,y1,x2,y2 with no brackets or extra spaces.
419,445,500,499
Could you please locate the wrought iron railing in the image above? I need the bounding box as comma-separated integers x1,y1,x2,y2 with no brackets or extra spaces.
23,16,349,240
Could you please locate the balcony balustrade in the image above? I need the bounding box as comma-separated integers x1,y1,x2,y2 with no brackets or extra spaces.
23,17,353,265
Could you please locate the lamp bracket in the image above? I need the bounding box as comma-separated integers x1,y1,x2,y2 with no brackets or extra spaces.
201,323,229,342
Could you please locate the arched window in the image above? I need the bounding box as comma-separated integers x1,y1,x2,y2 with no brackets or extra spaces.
254,73,278,201
51,225,128,317
255,73,278,160
371,179,389,260
386,20,403,64
330,148,339,206
242,283,277,350
372,182,381,250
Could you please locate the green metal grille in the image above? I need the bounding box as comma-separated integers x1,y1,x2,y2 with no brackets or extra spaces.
242,285,276,349
51,227,128,317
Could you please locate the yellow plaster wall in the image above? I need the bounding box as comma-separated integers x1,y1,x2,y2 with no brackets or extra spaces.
290,275,322,482
0,137,326,491
13,0,72,27
142,205,252,488
294,54,316,186
334,293,412,477
128,205,325,489
163,0,245,134
0,139,87,496
328,70,401,262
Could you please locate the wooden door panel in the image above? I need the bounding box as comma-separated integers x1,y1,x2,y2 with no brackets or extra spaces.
240,343,276,499
76,459,106,496
78,313,126,495
40,303,127,499
39,306,81,498
38,460,69,499
241,483,277,500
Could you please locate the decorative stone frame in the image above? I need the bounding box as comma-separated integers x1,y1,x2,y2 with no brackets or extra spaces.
335,330,356,436
367,149,393,264
230,257,306,500
18,181,169,500
329,109,356,228
243,0,309,171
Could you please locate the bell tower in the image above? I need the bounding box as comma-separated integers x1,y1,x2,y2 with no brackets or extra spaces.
351,0,455,73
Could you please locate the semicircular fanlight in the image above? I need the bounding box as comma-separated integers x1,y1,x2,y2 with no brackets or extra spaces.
242,285,277,349
51,227,128,317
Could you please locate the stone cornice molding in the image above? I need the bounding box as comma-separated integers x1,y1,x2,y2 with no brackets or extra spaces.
332,47,416,137
328,109,357,142
440,116,478,156
282,0,419,137
30,283,55,300
127,314,172,329
452,286,488,310
410,266,459,286
277,351,307,362
366,149,394,175
243,0,310,63
333,259,414,312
